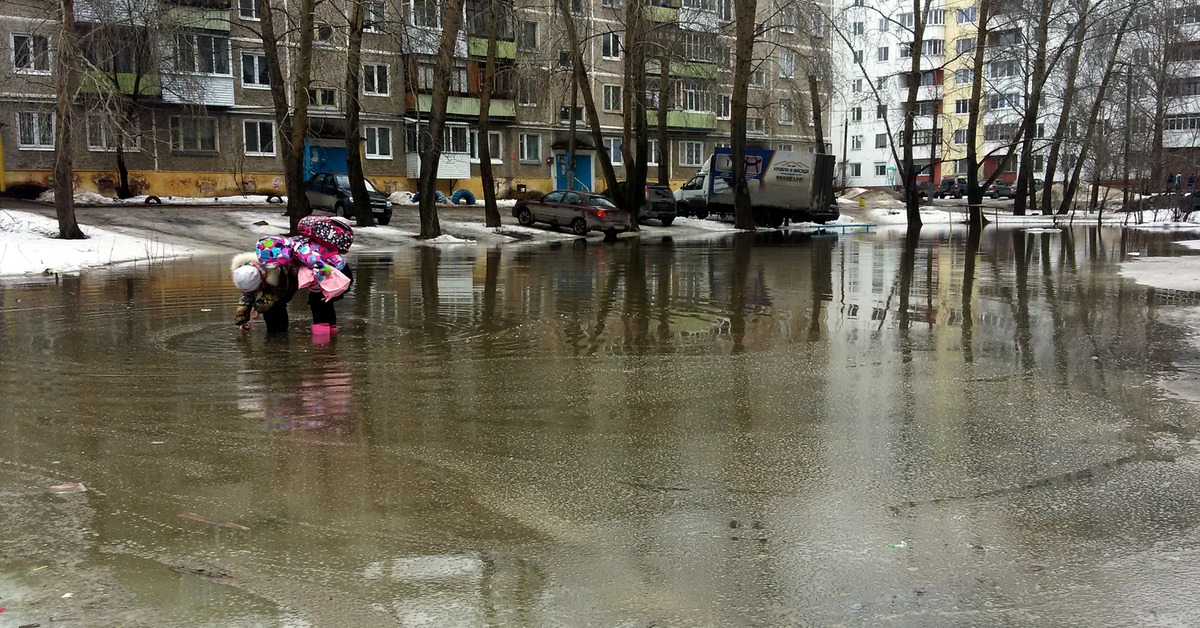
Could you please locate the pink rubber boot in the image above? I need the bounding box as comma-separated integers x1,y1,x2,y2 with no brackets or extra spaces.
312,323,331,344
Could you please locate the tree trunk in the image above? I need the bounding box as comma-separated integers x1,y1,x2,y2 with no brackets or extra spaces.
558,0,619,192
731,0,756,230
808,73,824,150
345,0,375,227
1013,0,1050,216
1040,11,1087,216
901,0,926,229
258,0,313,233
54,0,84,239
116,139,132,199
417,0,466,238
1057,5,1136,215
478,0,501,227
965,0,990,231
622,0,648,227
657,57,670,186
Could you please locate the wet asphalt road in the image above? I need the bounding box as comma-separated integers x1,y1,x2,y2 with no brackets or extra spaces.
3,225,1200,626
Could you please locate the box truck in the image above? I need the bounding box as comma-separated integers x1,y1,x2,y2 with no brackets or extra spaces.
674,147,838,227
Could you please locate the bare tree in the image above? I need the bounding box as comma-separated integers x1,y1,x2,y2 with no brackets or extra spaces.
415,0,466,239
54,0,84,239
476,0,504,228
621,0,649,226
345,0,375,227
556,0,619,193
731,0,757,230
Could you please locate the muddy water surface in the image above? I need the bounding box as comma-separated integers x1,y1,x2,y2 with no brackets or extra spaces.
3,227,1200,626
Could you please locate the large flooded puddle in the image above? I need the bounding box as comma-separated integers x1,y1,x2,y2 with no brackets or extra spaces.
4,226,1200,625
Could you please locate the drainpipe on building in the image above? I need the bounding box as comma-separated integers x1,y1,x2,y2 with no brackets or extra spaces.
0,123,6,193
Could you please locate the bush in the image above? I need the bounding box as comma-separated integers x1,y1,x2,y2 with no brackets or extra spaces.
6,182,49,200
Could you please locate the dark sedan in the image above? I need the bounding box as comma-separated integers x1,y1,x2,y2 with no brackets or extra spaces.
513,190,632,236
304,172,393,225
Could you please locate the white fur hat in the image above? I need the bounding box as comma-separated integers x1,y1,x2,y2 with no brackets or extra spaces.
232,264,262,292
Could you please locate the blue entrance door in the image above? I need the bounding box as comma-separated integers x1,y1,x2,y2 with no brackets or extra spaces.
305,142,349,178
555,153,592,191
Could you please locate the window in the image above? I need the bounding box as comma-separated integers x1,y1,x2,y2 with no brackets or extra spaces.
519,133,541,163
238,0,259,20
848,163,862,177
876,77,887,90
87,114,139,151
602,32,621,59
749,117,765,133
170,116,217,153
879,16,890,31
603,138,623,165
243,120,275,156
779,51,795,78
314,23,335,44
13,34,50,74
874,164,887,176
957,7,976,23
309,88,336,107
955,69,974,84
956,38,975,54
718,94,732,119
954,99,971,114
778,143,794,152
364,126,392,159
469,130,502,162
680,140,704,166
602,0,621,7
812,12,825,36
647,139,659,166
451,63,467,93
782,6,798,33
852,79,862,93
953,129,967,144
850,135,862,150
173,33,231,74
363,63,389,95
1032,154,1044,172
779,99,793,124
412,0,439,27
852,21,864,36
603,84,622,112
875,133,887,148
683,32,712,62
853,49,864,64
850,106,862,122
877,46,889,62
17,111,54,149
876,104,886,119
519,21,538,50
718,0,732,21
241,52,269,87
988,60,1020,78
910,101,936,116
364,1,385,31
517,75,538,105
986,92,1020,109
984,122,1019,141
444,125,469,153
955,158,969,174
750,69,765,87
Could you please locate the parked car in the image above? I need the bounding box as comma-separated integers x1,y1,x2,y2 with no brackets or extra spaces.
987,180,1015,199
304,172,393,225
512,190,632,236
601,182,678,226
913,181,933,200
935,177,968,199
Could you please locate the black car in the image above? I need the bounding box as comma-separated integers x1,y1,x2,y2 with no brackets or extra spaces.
601,182,678,226
304,172,393,225
935,177,968,199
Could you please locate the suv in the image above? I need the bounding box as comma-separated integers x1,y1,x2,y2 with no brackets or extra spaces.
936,177,968,199
602,182,678,226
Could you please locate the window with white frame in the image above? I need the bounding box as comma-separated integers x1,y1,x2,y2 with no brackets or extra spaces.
309,87,336,107
417,60,436,89
364,1,385,31
778,143,794,152
953,128,967,144
876,104,886,119
243,120,275,156
17,111,54,149
779,50,795,78
647,139,659,165
674,79,713,112
954,99,971,114
718,94,732,119
683,32,712,62
811,12,825,36
853,49,863,64
875,133,887,148
451,63,467,92
238,0,259,19
749,68,765,87
12,34,50,74
603,137,623,165
781,6,797,32
469,130,502,162
850,106,862,122
519,133,541,162
519,21,538,50
848,163,861,177
680,140,704,167
749,117,764,133
986,92,1020,110
86,114,139,151
170,116,217,153
874,163,887,176
876,76,887,89
444,125,469,153
852,78,862,93
851,135,862,150
779,99,793,124
363,63,389,95
412,0,439,27
717,0,732,20
852,21,864,35
173,32,231,74
602,32,621,59
877,46,889,62
956,38,975,54
603,84,622,112
955,68,973,83
365,126,392,159
241,52,269,87
957,7,976,23
517,74,538,105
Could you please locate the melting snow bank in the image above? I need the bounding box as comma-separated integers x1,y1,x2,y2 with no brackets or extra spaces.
1119,256,1200,293
673,217,744,232
0,209,203,276
1119,249,1200,401
419,234,476,245
36,190,287,206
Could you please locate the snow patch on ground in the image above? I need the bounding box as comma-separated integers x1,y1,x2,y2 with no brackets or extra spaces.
673,217,743,232
419,234,476,245
1119,256,1200,293
37,191,287,206
388,191,519,210
1175,240,1200,250
0,209,202,276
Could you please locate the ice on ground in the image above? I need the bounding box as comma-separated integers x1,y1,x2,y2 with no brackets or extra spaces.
673,217,743,232
420,234,476,245
37,191,287,206
1175,240,1200,250
0,209,203,276
1119,256,1200,293
389,191,519,209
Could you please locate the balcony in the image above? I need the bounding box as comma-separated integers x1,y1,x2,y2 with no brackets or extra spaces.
165,4,232,31
646,110,718,131
644,58,718,80
81,70,161,97
645,3,679,23
407,94,516,119
467,37,516,60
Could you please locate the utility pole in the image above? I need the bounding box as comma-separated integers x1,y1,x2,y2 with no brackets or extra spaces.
841,116,849,190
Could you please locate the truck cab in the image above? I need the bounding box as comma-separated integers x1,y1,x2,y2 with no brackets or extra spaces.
675,172,730,220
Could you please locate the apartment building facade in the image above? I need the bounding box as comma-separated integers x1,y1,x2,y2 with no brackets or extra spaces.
1,0,830,198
